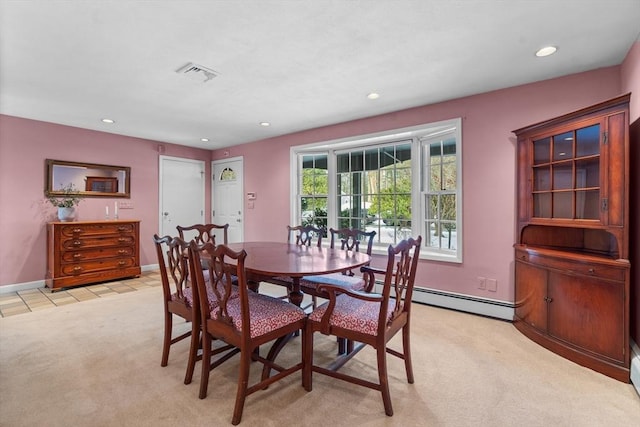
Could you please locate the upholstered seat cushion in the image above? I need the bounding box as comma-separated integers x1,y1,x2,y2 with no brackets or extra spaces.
211,292,306,338
309,294,394,336
271,273,365,293
301,273,366,291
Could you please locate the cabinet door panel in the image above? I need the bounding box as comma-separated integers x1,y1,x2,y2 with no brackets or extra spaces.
515,261,547,331
548,272,624,362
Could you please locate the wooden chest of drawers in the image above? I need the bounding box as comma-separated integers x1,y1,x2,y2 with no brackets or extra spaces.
46,220,141,290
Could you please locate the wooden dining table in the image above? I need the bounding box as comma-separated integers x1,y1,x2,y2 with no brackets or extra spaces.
226,241,371,307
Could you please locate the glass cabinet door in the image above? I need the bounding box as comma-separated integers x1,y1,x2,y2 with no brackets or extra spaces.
531,123,600,220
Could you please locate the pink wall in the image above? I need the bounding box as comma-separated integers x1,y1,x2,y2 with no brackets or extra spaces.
213,66,626,303
0,117,211,286
621,40,640,121
1,45,636,306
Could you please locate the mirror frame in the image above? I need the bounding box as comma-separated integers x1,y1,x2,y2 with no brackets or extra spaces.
45,159,131,198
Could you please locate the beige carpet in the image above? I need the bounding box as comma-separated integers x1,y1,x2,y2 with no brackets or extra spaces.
1,285,638,427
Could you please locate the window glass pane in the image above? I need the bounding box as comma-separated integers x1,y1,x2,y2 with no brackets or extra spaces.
337,153,349,173
430,164,441,192
576,124,599,157
442,160,456,191
552,164,572,190
553,131,573,161
533,137,550,164
576,190,599,219
575,158,599,188
534,193,551,218
365,149,379,170
441,194,456,221
351,151,364,172
553,192,573,218
534,167,550,191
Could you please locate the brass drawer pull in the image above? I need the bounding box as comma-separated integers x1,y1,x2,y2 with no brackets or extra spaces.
118,249,127,255
588,268,595,274
73,253,82,259
118,261,126,266
73,228,82,234
73,240,82,246
73,266,83,272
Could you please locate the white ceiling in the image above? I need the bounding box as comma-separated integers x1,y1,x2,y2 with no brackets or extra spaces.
1,1,639,150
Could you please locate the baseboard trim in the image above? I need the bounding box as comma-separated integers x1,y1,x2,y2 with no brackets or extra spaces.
631,340,640,396
372,284,515,321
0,264,159,295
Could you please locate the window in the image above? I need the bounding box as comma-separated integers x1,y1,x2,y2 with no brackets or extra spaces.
292,118,462,262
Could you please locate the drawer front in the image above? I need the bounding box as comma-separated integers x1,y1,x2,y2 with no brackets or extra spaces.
60,258,137,276
62,235,135,250
61,246,134,262
521,250,625,282
60,222,136,237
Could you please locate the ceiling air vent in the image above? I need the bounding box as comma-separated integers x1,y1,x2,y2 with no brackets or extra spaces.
175,62,219,83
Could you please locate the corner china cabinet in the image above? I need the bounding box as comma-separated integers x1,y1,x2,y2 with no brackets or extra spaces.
513,94,631,382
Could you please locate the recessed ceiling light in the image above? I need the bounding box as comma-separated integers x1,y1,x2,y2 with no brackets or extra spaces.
367,92,380,100
535,46,557,57
259,122,270,127
200,138,209,142
101,118,115,124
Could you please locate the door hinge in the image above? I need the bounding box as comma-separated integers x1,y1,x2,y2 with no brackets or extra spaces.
603,131,608,145
602,198,608,211
212,209,215,217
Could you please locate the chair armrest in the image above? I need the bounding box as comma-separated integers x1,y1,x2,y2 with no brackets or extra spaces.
360,265,386,293
315,283,383,303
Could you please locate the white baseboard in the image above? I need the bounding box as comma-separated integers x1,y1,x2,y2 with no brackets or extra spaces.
631,340,640,396
372,284,515,321
0,264,160,295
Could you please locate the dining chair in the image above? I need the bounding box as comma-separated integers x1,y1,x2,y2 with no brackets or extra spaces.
176,223,229,245
303,236,422,417
262,224,324,304
153,234,201,384
153,234,237,385
188,241,308,425
300,227,376,304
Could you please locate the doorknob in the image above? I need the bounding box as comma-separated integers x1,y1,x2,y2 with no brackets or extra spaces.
163,212,169,216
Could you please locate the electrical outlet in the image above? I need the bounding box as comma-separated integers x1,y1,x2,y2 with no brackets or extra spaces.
487,278,497,292
478,277,486,290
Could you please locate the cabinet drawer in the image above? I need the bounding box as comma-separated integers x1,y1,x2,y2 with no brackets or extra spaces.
517,248,626,282
60,258,137,276
61,247,134,262
62,235,135,250
60,223,135,237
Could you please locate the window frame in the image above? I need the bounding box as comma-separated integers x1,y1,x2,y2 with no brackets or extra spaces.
290,118,462,263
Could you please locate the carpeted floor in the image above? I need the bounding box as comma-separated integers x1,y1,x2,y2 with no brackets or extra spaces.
1,284,638,426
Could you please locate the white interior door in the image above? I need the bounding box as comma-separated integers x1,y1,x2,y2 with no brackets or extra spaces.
159,156,205,237
212,157,244,243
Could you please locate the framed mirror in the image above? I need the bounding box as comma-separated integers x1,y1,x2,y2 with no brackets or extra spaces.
46,159,131,198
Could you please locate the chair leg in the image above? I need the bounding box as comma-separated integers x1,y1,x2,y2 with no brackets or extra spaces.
377,345,393,416
198,330,212,399
184,318,200,385
161,311,172,367
231,349,252,425
402,324,414,383
303,324,313,391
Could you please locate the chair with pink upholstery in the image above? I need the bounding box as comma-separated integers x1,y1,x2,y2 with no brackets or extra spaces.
303,236,422,417
153,234,235,385
188,241,308,425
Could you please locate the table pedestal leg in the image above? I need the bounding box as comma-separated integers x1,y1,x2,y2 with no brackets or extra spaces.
289,277,304,307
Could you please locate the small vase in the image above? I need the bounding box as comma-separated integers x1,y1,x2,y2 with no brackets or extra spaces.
57,207,76,222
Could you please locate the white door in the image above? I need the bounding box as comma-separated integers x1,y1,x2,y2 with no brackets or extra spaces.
159,156,205,237
212,157,244,242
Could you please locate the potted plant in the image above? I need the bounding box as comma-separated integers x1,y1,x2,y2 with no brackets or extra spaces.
46,183,84,221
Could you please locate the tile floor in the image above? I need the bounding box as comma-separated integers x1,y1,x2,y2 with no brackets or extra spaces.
0,270,163,318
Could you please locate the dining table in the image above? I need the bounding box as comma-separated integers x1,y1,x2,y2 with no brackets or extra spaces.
225,241,371,307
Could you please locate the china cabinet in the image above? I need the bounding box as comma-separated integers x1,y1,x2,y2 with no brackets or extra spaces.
46,220,141,290
513,94,631,382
